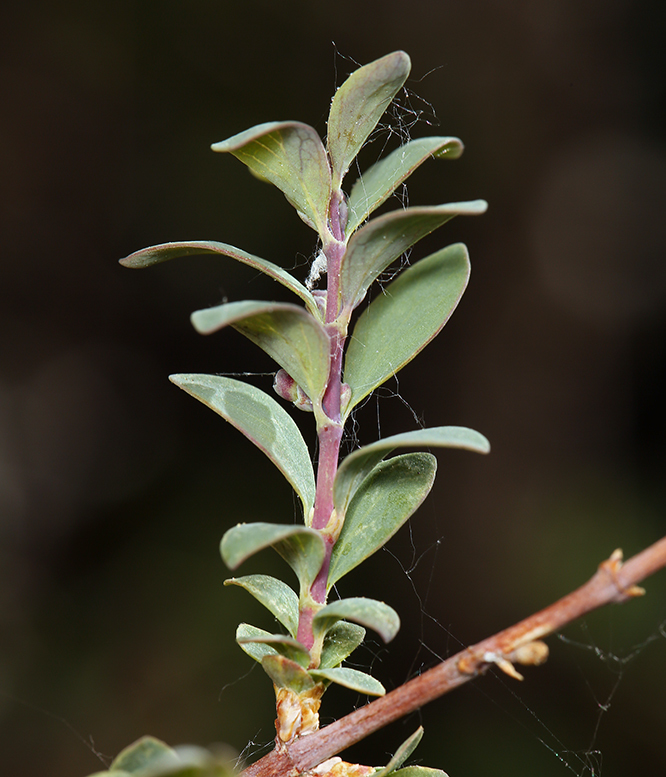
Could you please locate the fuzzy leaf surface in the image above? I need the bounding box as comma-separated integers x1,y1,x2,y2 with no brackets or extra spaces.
235,623,280,663
319,622,366,669
374,728,424,777
211,122,331,234
313,597,400,644
340,203,485,313
327,51,411,188
262,654,316,694
221,523,325,591
171,375,315,516
190,301,330,405
236,623,310,667
119,240,319,317
343,243,471,413
224,574,299,637
391,769,448,777
110,737,179,774
328,453,436,588
335,426,490,515
346,137,464,234
309,667,385,696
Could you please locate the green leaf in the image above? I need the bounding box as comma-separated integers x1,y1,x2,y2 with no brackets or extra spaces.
224,575,299,637
319,621,366,669
346,137,464,234
234,623,279,663
221,523,325,591
391,769,448,777
119,240,320,318
211,122,332,234
236,623,310,667
327,51,411,188
340,203,486,314
374,728,424,777
334,426,490,515
171,375,315,517
309,666,385,696
262,654,316,694
343,243,471,414
328,453,436,588
190,301,330,406
110,737,179,774
313,597,400,644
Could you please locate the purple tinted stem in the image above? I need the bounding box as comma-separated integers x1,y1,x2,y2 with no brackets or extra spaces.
305,190,347,614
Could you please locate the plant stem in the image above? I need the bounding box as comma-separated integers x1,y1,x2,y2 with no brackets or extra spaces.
299,192,348,634
242,535,666,777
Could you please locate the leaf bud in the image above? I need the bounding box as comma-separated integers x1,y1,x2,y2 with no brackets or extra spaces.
273,369,314,412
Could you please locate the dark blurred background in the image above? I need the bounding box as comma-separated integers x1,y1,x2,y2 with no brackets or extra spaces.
2,2,666,775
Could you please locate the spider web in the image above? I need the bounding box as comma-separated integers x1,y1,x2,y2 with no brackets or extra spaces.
362,489,666,776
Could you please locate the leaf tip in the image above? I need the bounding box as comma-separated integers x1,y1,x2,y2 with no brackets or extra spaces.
434,138,465,160
388,49,411,75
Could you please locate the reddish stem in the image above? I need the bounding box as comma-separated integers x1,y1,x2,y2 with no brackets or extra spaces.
299,191,347,627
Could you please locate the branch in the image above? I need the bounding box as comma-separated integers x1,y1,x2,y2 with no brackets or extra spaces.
241,535,666,777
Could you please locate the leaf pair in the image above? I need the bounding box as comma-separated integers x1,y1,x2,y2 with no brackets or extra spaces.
171,373,488,598
225,575,399,644
235,622,384,697
174,240,480,425
208,51,481,254
226,578,394,696
223,573,398,696
210,52,411,240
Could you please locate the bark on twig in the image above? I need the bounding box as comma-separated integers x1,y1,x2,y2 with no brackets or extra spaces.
241,536,666,777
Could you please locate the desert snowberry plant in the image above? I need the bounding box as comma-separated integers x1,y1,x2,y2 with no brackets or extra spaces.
84,51,666,777
88,50,487,777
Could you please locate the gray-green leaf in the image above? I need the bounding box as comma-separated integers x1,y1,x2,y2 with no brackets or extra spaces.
319,621,366,669
171,375,315,517
110,737,179,775
328,453,436,588
309,666,385,696
119,240,319,318
340,203,486,314
212,122,331,235
236,623,310,667
327,51,411,189
221,523,325,592
234,623,279,663
262,654,316,694
190,301,330,406
391,768,448,777
224,575,299,637
346,137,464,234
335,426,490,516
313,597,400,644
343,243,471,414
374,728,424,777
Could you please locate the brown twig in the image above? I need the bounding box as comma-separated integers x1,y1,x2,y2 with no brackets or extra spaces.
241,536,666,777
